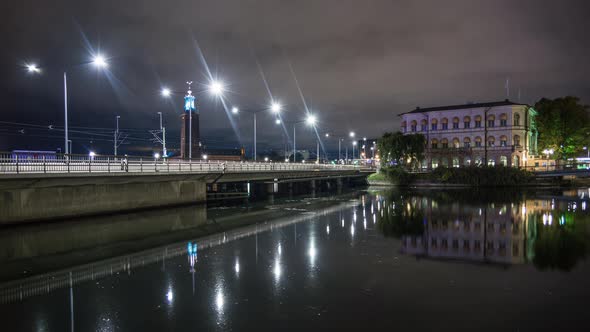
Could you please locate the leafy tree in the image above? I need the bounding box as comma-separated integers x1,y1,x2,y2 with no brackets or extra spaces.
377,131,425,169
535,96,590,160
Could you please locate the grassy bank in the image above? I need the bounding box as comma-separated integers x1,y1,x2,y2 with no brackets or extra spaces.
379,166,535,187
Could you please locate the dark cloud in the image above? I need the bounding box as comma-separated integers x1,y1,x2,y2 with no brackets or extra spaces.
1,0,589,154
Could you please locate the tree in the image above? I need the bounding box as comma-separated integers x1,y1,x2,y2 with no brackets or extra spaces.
535,96,590,160
377,131,425,169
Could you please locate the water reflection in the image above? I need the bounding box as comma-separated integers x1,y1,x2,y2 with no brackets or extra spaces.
375,189,590,271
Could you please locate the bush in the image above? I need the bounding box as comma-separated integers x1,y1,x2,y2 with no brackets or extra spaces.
430,166,534,186
380,166,415,185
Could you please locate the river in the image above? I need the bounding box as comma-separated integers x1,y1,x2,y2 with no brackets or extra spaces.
1,187,589,331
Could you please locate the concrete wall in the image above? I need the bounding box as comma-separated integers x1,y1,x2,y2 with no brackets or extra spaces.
0,173,207,224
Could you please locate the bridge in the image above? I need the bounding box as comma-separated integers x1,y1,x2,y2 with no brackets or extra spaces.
0,153,372,224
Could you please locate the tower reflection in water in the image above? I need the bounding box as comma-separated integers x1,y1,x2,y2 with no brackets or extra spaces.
374,190,590,271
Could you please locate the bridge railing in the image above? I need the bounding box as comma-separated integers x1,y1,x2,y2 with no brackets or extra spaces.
0,152,362,175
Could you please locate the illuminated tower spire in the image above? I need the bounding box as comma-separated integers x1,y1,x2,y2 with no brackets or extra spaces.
180,81,201,159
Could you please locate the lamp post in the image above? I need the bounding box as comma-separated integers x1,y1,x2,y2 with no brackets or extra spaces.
114,115,120,156
288,114,317,163
26,55,108,155
231,101,282,161
157,111,167,157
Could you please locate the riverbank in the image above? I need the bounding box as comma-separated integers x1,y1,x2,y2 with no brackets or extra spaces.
371,166,585,187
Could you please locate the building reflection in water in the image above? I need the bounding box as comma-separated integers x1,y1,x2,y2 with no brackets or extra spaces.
377,191,590,270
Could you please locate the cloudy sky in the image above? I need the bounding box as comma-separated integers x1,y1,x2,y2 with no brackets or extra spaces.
1,0,589,155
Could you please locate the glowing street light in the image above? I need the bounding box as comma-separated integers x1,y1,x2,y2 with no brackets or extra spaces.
275,118,281,125
209,80,224,96
154,152,160,159
26,64,40,73
349,131,355,138
306,114,317,126
271,102,282,113
231,107,239,114
202,154,208,160
325,133,330,137
161,88,171,97
89,151,96,159
92,55,108,68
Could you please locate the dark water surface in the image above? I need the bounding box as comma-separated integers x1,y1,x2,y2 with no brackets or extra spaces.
1,188,589,331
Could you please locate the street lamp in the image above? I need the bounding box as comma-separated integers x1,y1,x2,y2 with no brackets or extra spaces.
156,112,167,157
349,131,355,138
26,64,40,73
25,54,108,155
231,101,282,161
289,114,318,163
161,88,171,97
352,141,358,160
209,81,224,96
154,152,160,159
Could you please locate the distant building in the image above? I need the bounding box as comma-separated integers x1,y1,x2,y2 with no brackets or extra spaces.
399,100,538,169
180,83,202,159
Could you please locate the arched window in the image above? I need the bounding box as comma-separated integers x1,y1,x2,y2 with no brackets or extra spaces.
514,113,520,126
487,114,495,128
452,117,460,129
500,113,508,127
401,121,407,132
452,137,460,148
475,136,482,147
441,158,449,167
500,135,508,147
420,119,428,131
410,120,417,132
452,157,460,168
441,118,449,130
488,158,496,166
431,118,438,131
514,135,521,147
441,138,449,148
475,115,482,128
431,138,439,149
464,116,471,129
464,137,471,148
464,157,472,166
488,136,495,147
475,156,483,166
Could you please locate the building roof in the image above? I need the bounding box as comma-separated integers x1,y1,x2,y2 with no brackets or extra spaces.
399,99,531,116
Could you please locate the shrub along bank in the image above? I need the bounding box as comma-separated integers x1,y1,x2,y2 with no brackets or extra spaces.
379,166,535,187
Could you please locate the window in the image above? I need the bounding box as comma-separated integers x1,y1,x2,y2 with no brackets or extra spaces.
464,116,471,129
500,136,508,147
512,244,519,256
500,114,507,127
487,115,495,128
453,117,460,129
441,158,449,167
500,156,508,166
421,119,428,131
452,239,459,250
464,137,471,148
442,123,448,130
464,158,471,166
514,113,520,126
488,136,495,147
463,240,470,250
421,124,427,131
441,138,448,149
475,157,483,166
475,115,482,128
431,119,438,131
474,240,481,251
452,138,460,148
431,139,439,149
432,158,439,169
452,157,460,168
475,137,482,147
488,158,496,166
402,121,407,133
411,125,417,131
411,120,417,132
514,135,521,147
431,124,438,131
431,237,438,248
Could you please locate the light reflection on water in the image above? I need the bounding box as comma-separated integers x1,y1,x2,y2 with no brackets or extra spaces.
2,188,590,331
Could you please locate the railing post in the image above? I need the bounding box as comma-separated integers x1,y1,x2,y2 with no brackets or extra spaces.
140,158,143,172
16,155,19,174
190,160,193,172
108,157,110,173
67,155,70,173
167,160,170,173
89,156,92,173
43,155,46,174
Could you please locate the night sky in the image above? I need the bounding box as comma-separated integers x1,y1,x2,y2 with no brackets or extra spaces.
1,0,589,155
